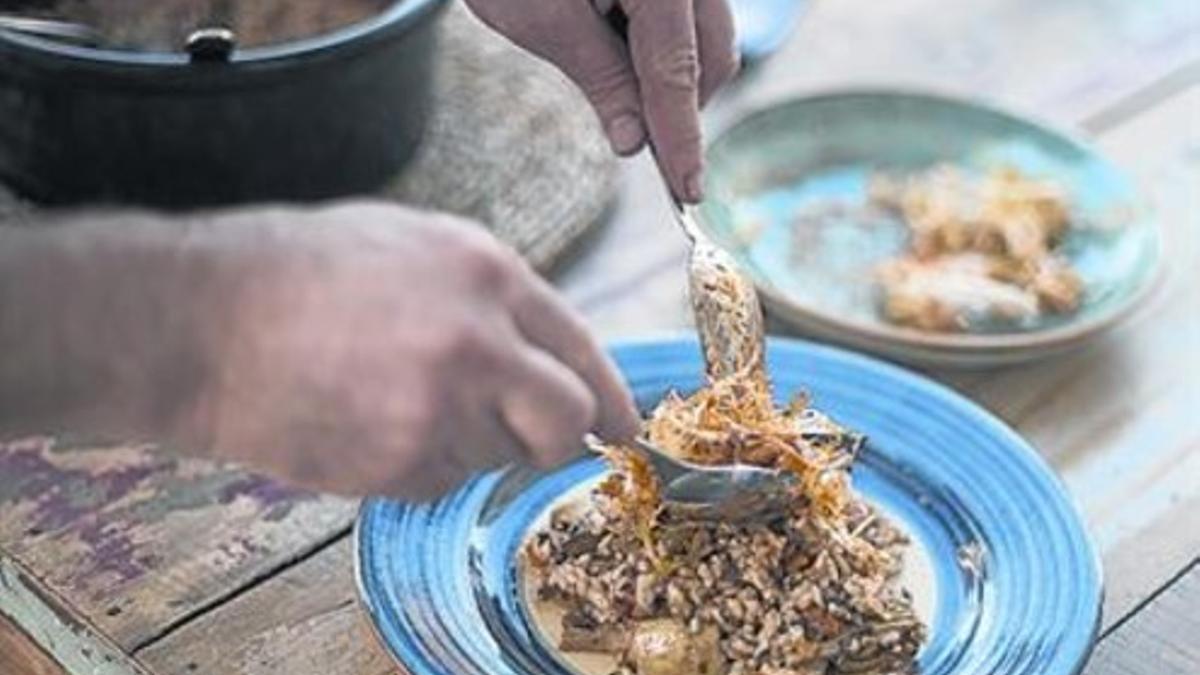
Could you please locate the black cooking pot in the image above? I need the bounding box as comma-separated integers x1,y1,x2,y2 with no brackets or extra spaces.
0,0,447,208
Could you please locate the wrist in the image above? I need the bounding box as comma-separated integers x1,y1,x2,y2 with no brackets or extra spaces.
0,211,249,452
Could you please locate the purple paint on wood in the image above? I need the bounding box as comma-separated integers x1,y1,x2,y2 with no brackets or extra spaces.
3,440,321,597
217,474,311,522
76,521,144,592
0,442,166,540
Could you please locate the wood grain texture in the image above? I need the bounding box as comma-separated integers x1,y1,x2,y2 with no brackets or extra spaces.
135,537,397,675
712,0,1200,128
0,611,65,675
940,85,1200,628
0,437,356,651
1086,562,1200,675
0,555,145,675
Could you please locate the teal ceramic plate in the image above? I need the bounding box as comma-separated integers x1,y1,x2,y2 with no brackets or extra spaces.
700,90,1162,367
733,0,809,62
356,337,1103,675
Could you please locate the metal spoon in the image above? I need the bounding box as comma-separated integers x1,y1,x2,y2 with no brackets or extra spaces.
585,434,795,521
670,197,768,383
582,166,797,521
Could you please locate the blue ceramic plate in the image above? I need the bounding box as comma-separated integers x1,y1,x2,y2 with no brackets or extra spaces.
356,337,1102,675
700,90,1162,367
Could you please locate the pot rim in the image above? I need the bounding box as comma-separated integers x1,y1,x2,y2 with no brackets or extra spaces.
0,0,447,68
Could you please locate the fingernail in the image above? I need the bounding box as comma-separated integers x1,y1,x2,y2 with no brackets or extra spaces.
683,170,705,202
607,114,646,155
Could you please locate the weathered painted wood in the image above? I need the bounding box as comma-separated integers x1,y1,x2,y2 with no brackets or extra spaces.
135,537,397,675
0,437,357,651
1086,562,1200,675
1,611,66,675
0,555,145,675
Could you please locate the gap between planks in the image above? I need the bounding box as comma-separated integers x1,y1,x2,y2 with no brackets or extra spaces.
1085,559,1200,675
1081,58,1200,134
128,524,353,655
133,536,398,675
1100,556,1200,643
1,609,66,675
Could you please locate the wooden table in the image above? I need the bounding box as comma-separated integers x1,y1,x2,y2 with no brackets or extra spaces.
2,1,1197,673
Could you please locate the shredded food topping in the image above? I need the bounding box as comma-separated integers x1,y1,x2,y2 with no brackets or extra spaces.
524,216,925,674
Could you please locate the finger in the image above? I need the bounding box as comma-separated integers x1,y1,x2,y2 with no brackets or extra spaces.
388,409,523,502
508,272,640,441
499,347,598,468
399,450,472,502
450,408,527,473
693,0,740,106
485,1,647,156
621,0,705,202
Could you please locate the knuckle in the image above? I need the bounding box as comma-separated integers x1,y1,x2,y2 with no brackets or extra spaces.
431,316,508,374
437,319,487,365
454,235,518,292
649,44,700,92
578,61,638,111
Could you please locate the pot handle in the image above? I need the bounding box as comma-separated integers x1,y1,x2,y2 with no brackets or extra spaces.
186,28,236,64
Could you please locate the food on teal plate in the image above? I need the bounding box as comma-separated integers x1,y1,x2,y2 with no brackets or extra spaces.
871,165,1084,332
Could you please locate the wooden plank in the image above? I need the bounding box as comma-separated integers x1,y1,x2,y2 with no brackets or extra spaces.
0,611,66,675
714,0,1200,127
937,85,1200,628
1085,561,1200,675
135,537,397,675
0,555,145,675
0,437,357,652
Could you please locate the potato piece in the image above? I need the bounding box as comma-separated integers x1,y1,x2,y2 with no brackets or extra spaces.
628,619,724,675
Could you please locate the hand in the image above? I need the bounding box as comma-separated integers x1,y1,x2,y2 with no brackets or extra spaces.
188,202,639,500
465,0,740,203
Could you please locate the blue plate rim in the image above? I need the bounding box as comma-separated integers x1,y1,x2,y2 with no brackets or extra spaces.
353,334,1105,674
702,86,1165,354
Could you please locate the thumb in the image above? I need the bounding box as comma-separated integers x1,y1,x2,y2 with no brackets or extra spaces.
501,6,648,154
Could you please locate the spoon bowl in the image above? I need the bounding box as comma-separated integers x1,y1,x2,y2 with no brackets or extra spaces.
585,434,797,521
